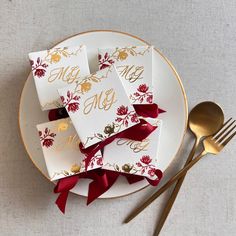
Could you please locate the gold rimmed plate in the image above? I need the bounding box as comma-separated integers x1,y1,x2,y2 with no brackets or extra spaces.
19,30,188,198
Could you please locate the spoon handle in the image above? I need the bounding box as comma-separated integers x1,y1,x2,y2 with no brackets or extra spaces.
153,137,201,235
124,149,207,224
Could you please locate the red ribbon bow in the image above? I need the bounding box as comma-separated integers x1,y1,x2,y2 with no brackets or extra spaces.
50,103,165,213
54,169,163,213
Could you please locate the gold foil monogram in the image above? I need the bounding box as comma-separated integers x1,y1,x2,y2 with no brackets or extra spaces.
116,139,150,153
83,88,117,115
47,66,80,84
116,65,144,83
55,134,80,151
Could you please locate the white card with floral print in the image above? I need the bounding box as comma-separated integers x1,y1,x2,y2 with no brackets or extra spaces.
58,65,140,149
98,46,153,104
102,118,162,180
36,118,103,181
29,45,90,111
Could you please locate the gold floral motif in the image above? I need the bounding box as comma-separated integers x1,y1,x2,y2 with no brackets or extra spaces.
44,45,84,64
122,164,133,173
50,53,61,63
111,46,150,61
57,121,69,132
80,81,92,93
118,50,128,60
74,66,113,95
70,164,81,173
104,123,115,136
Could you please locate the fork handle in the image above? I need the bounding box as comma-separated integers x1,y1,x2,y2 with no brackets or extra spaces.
154,137,201,235
124,149,208,223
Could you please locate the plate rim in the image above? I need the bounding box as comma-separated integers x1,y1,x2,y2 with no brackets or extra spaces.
18,29,188,199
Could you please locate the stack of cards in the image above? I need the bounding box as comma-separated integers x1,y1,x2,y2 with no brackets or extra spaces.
30,44,163,183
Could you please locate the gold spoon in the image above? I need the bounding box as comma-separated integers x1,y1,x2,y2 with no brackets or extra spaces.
153,101,224,235
124,101,224,225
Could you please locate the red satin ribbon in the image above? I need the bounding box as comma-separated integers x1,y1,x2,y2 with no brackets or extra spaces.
54,169,163,213
48,104,166,121
51,104,165,213
79,119,157,170
133,103,166,118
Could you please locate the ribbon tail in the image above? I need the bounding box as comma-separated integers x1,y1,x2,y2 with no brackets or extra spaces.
54,175,80,213
158,108,166,114
145,169,163,186
55,191,69,214
87,171,120,205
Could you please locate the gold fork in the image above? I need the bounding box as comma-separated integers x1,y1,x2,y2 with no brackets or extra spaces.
124,118,236,224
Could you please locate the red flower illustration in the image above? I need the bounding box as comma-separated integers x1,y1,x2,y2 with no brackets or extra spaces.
61,91,80,113
30,57,48,78
148,168,156,177
39,128,56,148
42,139,54,148
137,84,149,93
140,155,152,165
131,113,139,123
35,68,46,78
115,105,139,127
130,84,153,104
83,154,103,169
136,155,157,177
116,105,128,116
98,52,114,70
146,94,153,104
96,158,103,166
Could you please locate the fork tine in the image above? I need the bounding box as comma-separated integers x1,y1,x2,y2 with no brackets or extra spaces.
222,130,236,146
218,125,236,143
214,118,235,140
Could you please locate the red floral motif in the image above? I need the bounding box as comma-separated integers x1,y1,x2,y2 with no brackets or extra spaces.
131,84,153,104
140,155,152,165
61,91,80,113
83,154,103,169
116,105,128,116
137,84,149,93
136,155,156,177
98,53,115,70
148,168,156,177
30,57,48,78
96,158,103,166
115,105,139,127
39,128,56,148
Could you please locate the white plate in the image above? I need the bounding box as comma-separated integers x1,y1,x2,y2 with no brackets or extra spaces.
19,30,188,198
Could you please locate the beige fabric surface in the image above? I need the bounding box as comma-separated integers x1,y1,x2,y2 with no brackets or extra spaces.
0,0,235,235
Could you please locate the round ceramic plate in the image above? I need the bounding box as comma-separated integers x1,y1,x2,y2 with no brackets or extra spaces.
19,30,188,198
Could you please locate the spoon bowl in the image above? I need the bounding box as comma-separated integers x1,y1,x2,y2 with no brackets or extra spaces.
189,101,224,139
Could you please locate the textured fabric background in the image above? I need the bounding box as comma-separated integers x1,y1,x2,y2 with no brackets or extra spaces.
0,0,235,235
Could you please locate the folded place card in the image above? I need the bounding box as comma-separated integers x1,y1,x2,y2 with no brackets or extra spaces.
98,46,153,104
102,118,162,180
36,118,103,181
58,65,140,148
29,45,90,110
